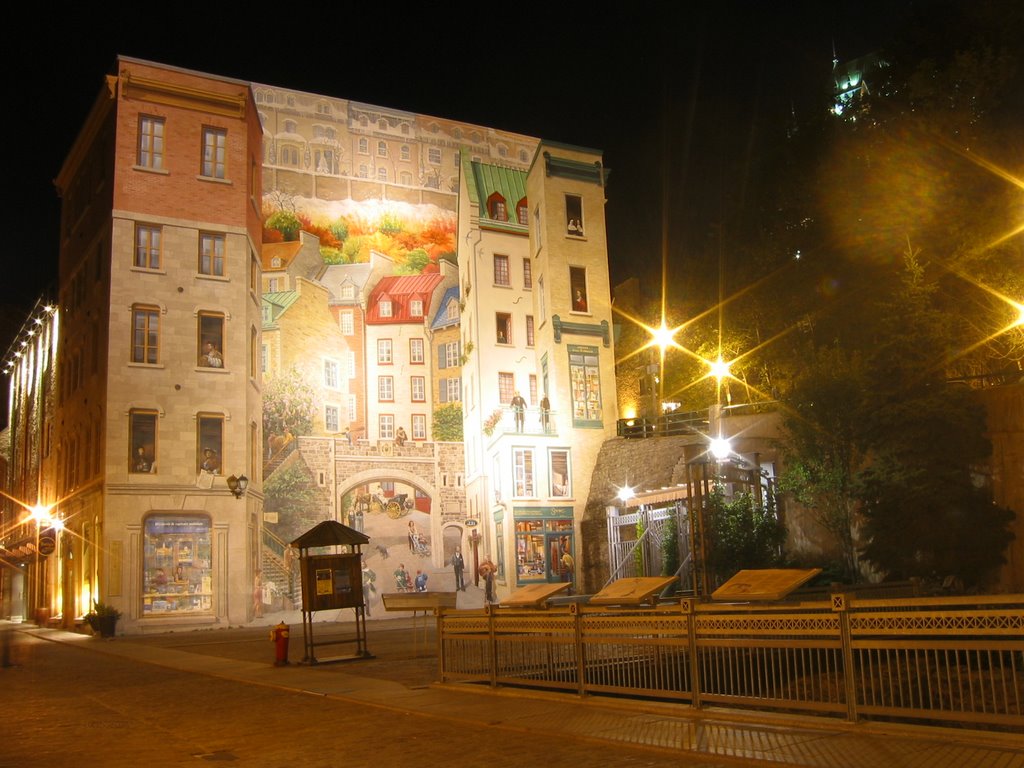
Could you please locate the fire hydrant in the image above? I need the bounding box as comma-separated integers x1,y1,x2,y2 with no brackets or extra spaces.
270,622,289,666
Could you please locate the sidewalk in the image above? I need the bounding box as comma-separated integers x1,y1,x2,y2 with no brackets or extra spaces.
15,620,1024,768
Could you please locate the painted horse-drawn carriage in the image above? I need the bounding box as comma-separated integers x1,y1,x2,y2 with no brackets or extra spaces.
355,491,415,519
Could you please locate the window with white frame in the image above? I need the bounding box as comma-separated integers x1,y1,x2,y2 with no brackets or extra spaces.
346,351,356,378
325,405,340,433
379,414,394,439
411,376,425,402
513,448,535,497
498,372,515,405
447,378,461,402
549,449,571,497
347,394,357,422
410,299,423,317
324,358,340,389
439,341,459,369
379,300,393,318
340,311,354,335
378,376,394,401
410,338,424,364
341,284,356,300
446,300,459,322
411,414,426,440
377,339,393,364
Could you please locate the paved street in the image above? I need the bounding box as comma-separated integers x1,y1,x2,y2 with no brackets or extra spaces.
2,622,1021,768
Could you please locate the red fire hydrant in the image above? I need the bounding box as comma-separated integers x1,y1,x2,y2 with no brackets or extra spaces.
270,622,289,666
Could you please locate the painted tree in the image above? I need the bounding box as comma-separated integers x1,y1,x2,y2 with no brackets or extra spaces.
431,403,463,441
263,369,316,441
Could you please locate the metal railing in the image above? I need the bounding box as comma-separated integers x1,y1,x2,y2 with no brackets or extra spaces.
438,594,1023,731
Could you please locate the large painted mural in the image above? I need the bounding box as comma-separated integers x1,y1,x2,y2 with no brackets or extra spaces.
252,84,537,618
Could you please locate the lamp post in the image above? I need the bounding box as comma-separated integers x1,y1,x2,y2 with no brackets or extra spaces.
227,475,249,499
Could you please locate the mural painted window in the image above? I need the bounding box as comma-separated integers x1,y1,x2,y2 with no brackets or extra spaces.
570,266,588,313
325,405,340,433
408,299,423,318
400,145,410,161
411,376,426,402
196,414,223,474
522,258,532,288
131,305,160,364
534,206,543,250
358,137,368,154
137,116,164,170
428,147,441,164
279,145,299,166
314,149,333,174
379,300,393,318
199,233,225,276
487,192,507,221
514,515,574,584
379,414,394,440
346,351,356,378
446,300,459,322
201,127,227,179
400,171,412,185
250,326,258,379
135,224,162,269
340,311,354,335
411,414,426,440
358,164,368,178
347,395,357,422
284,119,297,133
529,374,538,405
549,449,571,497
378,376,394,401
513,448,535,497
377,339,393,364
568,344,602,427
324,359,340,389
129,409,157,474
143,515,212,616
410,338,424,364
261,344,268,373
341,284,356,300
538,276,546,323
377,140,387,157
493,254,510,286
250,248,260,294
441,377,461,402
517,198,529,225
377,167,387,182
197,313,225,368
526,315,535,347
438,341,460,369
498,372,515,405
565,194,584,237
496,313,512,344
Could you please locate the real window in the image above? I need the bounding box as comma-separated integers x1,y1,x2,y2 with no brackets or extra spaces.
549,449,571,497
493,254,510,287
197,414,224,474
565,194,584,236
377,339,393,364
201,127,227,179
522,258,532,289
409,338,424,363
129,409,157,473
132,305,160,364
199,233,225,276
135,224,162,269
378,376,394,401
379,300,393,318
410,299,423,317
138,116,165,170
325,405,340,433
412,414,426,440
513,448,535,497
498,372,515,405
197,313,225,368
496,313,512,344
340,311,354,335
379,414,394,440
411,376,425,402
324,358,340,389
526,315,535,347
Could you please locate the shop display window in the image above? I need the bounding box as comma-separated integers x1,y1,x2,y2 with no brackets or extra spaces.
143,515,213,615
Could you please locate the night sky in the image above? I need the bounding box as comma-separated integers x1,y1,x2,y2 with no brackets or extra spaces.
7,2,913,327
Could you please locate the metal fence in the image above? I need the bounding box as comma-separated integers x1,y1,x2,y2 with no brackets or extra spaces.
438,594,1023,731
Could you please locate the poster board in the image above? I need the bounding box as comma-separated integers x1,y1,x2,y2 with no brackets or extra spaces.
300,553,363,611
711,568,822,601
589,576,677,606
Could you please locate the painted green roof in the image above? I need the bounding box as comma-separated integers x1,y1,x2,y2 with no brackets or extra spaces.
465,159,528,231
262,291,299,327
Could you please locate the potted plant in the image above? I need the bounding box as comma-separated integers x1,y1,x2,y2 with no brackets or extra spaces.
85,602,122,638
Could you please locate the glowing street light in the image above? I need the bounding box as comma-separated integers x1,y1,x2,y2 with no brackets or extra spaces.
709,436,732,460
708,357,731,381
617,486,635,504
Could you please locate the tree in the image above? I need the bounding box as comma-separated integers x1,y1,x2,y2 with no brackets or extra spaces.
431,403,463,441
264,210,302,241
704,485,786,587
263,369,316,439
856,251,1015,587
778,344,867,581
